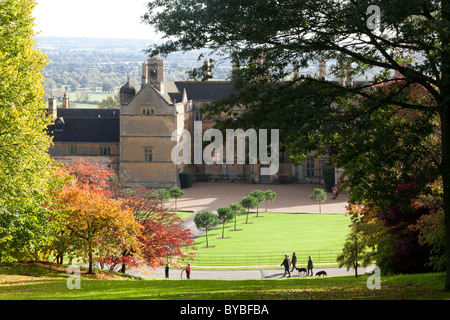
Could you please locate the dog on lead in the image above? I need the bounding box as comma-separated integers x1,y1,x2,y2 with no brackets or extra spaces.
316,271,327,277
295,267,307,275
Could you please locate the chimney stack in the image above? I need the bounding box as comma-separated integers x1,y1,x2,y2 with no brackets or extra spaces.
346,62,353,87
62,91,69,109
141,61,148,87
47,92,57,118
203,58,211,79
318,61,326,80
339,65,345,86
293,61,299,79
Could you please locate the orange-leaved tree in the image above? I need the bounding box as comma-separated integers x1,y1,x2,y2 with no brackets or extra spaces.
58,185,142,274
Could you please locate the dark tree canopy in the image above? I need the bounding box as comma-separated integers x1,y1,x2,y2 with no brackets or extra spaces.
143,0,450,290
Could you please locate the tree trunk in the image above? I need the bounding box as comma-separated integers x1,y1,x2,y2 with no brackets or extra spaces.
440,0,450,288
205,229,209,247
222,223,225,238
441,105,450,291
88,245,93,274
354,239,358,278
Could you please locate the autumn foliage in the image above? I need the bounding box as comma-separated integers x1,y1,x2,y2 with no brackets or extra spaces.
49,159,195,273
57,185,142,274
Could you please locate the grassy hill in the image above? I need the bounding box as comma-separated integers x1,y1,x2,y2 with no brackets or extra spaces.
0,261,448,300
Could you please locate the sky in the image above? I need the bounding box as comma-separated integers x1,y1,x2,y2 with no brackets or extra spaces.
33,0,160,39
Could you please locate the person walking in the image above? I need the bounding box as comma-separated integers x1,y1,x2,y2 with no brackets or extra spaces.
185,263,191,279
280,254,291,277
165,264,169,278
290,252,297,272
307,256,313,276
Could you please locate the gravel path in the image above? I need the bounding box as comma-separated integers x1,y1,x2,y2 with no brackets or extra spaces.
167,182,349,215
126,266,367,280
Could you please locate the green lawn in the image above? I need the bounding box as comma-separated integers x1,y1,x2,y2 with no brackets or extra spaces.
186,212,349,266
170,211,195,220
0,262,448,300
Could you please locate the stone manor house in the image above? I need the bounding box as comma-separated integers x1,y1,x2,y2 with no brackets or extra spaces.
47,56,345,188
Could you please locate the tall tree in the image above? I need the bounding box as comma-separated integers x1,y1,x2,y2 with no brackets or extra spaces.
249,190,266,217
264,190,277,212
310,188,327,214
337,205,373,278
58,185,142,274
194,210,219,248
169,186,185,211
229,202,245,231
240,196,258,224
143,0,450,290
0,0,53,260
217,206,234,238
111,183,194,271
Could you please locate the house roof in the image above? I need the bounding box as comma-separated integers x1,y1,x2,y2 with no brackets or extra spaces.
48,109,120,143
56,108,120,118
170,81,234,102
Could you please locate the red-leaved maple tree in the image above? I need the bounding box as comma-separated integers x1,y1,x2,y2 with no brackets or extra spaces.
108,180,195,271
61,159,195,272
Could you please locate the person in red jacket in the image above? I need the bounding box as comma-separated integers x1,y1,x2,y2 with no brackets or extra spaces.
185,263,191,279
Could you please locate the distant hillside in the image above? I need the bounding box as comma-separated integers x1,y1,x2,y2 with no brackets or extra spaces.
36,36,231,98
36,36,377,101
36,36,160,53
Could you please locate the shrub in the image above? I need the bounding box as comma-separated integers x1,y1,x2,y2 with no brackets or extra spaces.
322,166,335,192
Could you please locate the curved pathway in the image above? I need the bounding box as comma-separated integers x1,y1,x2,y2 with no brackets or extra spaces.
127,266,367,280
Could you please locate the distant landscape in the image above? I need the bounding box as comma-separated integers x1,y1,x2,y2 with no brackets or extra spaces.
36,37,234,107
36,36,378,109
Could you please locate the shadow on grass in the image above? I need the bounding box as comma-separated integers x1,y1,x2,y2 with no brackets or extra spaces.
2,273,449,300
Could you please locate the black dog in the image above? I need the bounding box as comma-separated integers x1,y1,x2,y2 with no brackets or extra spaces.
316,271,327,277
295,267,307,275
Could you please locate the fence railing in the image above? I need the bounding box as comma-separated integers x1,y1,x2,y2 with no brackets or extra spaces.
178,249,341,267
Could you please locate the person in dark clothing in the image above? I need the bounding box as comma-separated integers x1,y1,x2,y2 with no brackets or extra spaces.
165,264,169,278
307,256,313,276
290,252,297,272
280,254,291,277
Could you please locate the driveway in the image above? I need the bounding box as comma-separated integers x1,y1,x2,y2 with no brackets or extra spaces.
167,182,349,214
